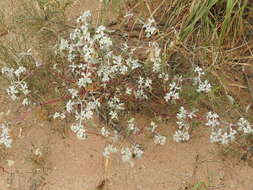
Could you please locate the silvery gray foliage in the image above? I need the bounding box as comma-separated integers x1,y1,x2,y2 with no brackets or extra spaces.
0,10,252,165
0,123,12,148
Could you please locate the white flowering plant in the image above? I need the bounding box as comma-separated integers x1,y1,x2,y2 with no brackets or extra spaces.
0,6,252,165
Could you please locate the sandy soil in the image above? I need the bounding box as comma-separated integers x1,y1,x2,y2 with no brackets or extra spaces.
1,93,253,190
1,1,253,190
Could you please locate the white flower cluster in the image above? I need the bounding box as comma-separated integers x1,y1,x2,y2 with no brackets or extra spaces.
148,121,158,133
108,96,124,120
70,123,87,140
164,76,182,102
206,111,220,127
209,127,237,145
237,118,253,134
154,134,166,145
193,66,211,93
143,18,157,38
77,72,92,88
0,123,12,148
101,127,110,137
103,144,118,158
121,147,133,165
103,143,144,166
66,91,100,140
132,144,144,158
127,118,139,134
135,76,152,99
173,107,196,142
57,11,144,140
206,112,236,144
149,42,162,73
121,144,144,166
126,56,142,71
22,97,31,106
146,121,166,145
74,100,98,121
206,113,253,144
1,66,30,101
94,25,113,50
54,11,180,145
53,112,66,119
76,10,91,23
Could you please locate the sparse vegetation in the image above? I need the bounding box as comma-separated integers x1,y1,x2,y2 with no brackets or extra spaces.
0,0,253,189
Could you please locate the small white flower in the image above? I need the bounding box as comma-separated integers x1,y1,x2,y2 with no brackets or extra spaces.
148,121,158,133
103,144,117,158
135,89,148,99
206,112,220,128
76,128,87,140
173,130,190,142
59,38,69,52
35,61,43,67
210,127,236,145
194,66,204,76
237,118,253,134
149,42,161,73
66,100,75,113
158,73,169,81
193,66,211,93
101,127,110,137
210,128,222,143
6,85,18,100
220,128,237,145
124,12,134,18
94,25,112,49
75,108,94,121
197,80,211,93
173,107,196,142
1,66,14,78
0,123,12,148
154,134,166,145
164,77,182,101
145,77,152,89
126,57,141,70
77,73,92,88
71,123,82,133
177,107,187,120
14,66,26,78
70,123,87,140
132,144,144,158
121,147,133,165
127,118,139,134
108,96,125,110
53,112,66,119
19,81,30,95
125,87,132,95
22,98,30,106
109,110,118,120
143,18,157,37
76,10,91,23
68,88,79,99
